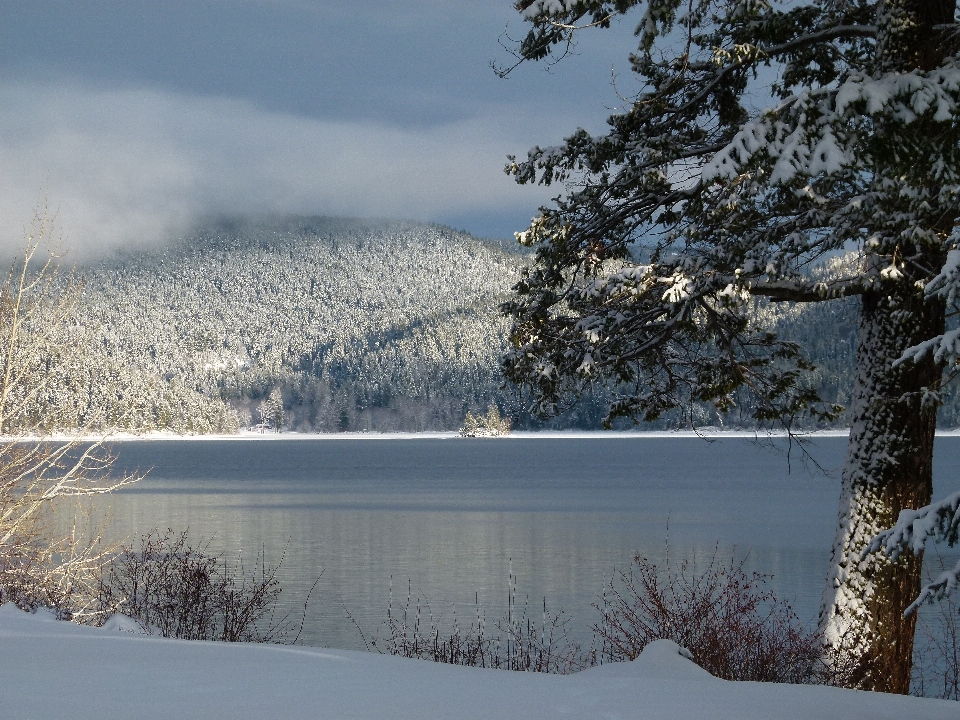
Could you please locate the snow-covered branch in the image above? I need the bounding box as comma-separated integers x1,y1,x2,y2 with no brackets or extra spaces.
868,491,960,560
747,276,870,302
704,64,960,184
901,249,960,365
904,558,960,615
865,491,960,612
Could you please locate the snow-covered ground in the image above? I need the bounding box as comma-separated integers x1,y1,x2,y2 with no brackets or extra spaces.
1,604,954,719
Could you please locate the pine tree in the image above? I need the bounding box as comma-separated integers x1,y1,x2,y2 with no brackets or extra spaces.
268,387,284,433
500,0,960,692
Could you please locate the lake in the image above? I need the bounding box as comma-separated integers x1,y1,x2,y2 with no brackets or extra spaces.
80,433,960,651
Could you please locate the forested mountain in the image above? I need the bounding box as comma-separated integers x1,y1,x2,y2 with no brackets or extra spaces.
35,217,520,433
15,217,960,434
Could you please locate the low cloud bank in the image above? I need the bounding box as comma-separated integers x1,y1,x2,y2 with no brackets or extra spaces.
0,80,552,257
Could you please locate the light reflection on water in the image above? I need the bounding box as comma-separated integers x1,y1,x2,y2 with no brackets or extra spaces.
74,436,960,650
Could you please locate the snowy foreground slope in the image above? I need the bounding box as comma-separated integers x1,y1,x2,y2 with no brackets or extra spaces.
2,605,955,720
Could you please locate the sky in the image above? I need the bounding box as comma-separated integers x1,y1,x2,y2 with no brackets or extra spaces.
0,0,642,257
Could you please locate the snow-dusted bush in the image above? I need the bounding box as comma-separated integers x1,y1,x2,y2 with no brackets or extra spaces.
595,554,823,683
0,525,80,616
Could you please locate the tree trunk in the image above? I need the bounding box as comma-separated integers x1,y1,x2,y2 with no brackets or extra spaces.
817,0,957,693
819,275,945,693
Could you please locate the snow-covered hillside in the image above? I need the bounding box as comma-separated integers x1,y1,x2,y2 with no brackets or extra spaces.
33,217,524,433
13,217,959,435
0,604,954,720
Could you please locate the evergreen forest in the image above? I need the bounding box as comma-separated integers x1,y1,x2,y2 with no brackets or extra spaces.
20,216,960,434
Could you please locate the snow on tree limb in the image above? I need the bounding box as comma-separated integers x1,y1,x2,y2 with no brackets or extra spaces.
865,490,960,611
903,248,960,366
503,0,960,692
868,490,960,559
704,65,960,185
904,558,960,614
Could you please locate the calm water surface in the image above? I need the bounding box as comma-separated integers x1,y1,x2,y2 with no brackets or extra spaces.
84,435,960,649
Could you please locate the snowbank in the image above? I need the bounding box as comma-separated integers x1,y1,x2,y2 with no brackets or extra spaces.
1,604,954,719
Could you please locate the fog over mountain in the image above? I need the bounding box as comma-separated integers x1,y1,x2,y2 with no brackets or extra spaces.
0,2,640,258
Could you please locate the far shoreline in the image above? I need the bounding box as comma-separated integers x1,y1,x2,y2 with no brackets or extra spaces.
13,428,960,442
12,427,955,441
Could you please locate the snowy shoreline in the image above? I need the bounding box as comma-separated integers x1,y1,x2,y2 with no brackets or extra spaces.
1,603,954,720
0,427,908,442
18,427,960,441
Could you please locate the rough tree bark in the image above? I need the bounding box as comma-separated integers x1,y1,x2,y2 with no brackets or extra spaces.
820,268,946,692
817,0,957,692
504,0,960,693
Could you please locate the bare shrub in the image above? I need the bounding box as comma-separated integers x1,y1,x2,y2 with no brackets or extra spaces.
96,529,292,642
0,207,138,620
595,552,824,683
498,590,588,673
370,580,494,665
0,504,113,619
370,572,589,674
911,554,960,700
